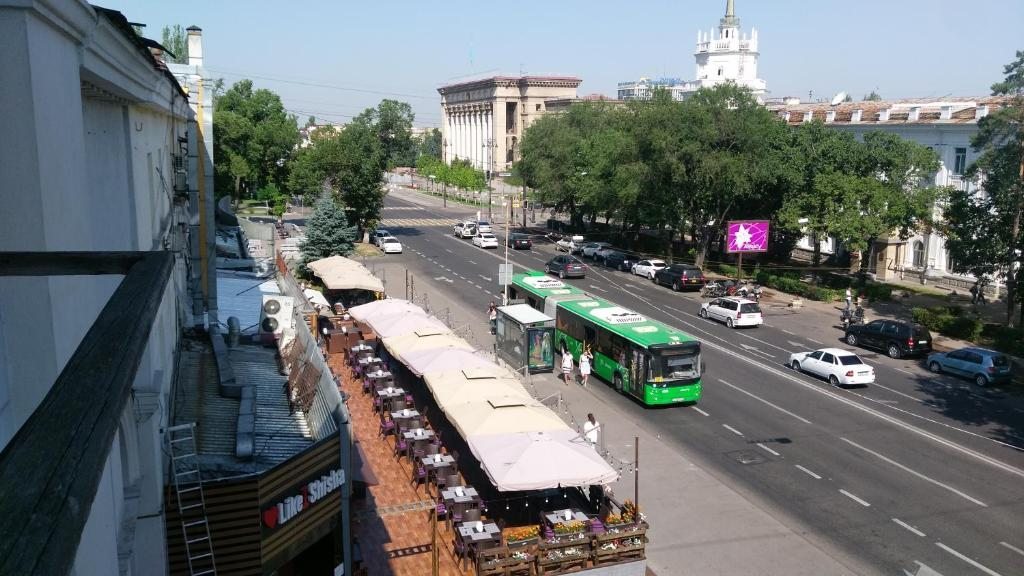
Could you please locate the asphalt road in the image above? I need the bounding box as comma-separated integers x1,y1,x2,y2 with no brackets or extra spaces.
373,188,1024,576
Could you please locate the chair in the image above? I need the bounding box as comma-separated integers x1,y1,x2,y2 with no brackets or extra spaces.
404,391,415,405
452,536,469,569
449,502,465,526
446,474,461,489
378,415,395,438
542,525,554,540
412,439,429,461
412,462,428,490
372,395,383,413
393,437,408,460
588,517,606,534
435,497,448,522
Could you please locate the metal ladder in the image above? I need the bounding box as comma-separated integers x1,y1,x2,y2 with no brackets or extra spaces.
167,423,217,576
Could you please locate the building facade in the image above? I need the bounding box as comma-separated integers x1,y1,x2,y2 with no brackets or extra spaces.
438,76,582,172
618,0,766,101
0,2,215,574
770,97,1006,288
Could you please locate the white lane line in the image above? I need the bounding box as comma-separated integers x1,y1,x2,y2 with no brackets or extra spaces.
722,424,744,436
781,329,796,335
588,284,608,293
665,305,689,315
892,518,926,537
840,437,987,507
757,443,781,457
472,283,481,288
869,381,927,403
839,489,870,507
468,260,477,265
718,379,813,425
896,367,914,376
795,464,821,479
999,541,1024,557
808,338,825,345
692,407,710,417
935,542,1003,576
738,333,791,353
445,248,452,253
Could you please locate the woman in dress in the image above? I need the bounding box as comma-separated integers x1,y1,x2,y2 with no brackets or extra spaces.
561,343,574,385
579,344,593,387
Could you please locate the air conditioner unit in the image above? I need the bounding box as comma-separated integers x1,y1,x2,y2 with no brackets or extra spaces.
258,295,294,347
173,170,188,194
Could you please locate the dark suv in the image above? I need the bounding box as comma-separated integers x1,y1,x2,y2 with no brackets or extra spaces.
653,264,706,292
845,319,933,359
604,251,636,272
507,233,532,250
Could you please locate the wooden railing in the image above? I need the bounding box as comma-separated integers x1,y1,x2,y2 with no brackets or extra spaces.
0,251,174,576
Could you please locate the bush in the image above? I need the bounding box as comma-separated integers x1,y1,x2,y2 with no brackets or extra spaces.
858,283,893,302
716,264,739,278
981,325,1024,357
913,306,983,342
806,287,841,302
944,316,983,341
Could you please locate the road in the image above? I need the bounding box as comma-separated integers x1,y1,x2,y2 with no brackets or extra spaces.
372,188,1024,575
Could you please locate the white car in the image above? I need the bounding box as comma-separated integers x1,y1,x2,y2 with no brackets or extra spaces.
631,259,667,279
581,242,612,259
372,229,391,247
788,348,875,387
699,297,763,328
556,235,585,253
452,222,466,237
476,221,493,234
460,224,478,239
380,237,403,254
472,233,499,249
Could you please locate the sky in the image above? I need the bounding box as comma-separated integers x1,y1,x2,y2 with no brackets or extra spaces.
101,0,1021,128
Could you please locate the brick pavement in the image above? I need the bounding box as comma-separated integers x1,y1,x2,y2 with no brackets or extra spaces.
327,353,467,576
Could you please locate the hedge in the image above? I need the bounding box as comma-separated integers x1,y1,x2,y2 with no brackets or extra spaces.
981,325,1024,357
753,272,840,302
912,306,984,341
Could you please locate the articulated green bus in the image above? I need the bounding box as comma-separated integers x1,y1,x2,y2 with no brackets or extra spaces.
509,272,703,406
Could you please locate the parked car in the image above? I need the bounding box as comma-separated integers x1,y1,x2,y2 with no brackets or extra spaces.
927,347,1012,387
844,319,932,359
699,297,763,328
594,246,616,262
653,264,706,291
372,229,391,247
555,235,585,253
472,232,499,249
603,251,636,271
631,259,666,279
380,237,403,254
789,348,875,387
545,255,586,279
507,233,532,250
476,221,493,234
582,242,612,259
452,222,466,237
459,224,478,239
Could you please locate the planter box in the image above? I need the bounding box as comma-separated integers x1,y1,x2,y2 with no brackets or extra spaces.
506,536,539,548
537,539,591,575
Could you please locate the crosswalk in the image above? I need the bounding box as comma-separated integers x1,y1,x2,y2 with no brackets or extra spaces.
379,218,452,228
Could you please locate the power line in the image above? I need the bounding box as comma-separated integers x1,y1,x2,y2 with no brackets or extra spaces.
208,67,438,101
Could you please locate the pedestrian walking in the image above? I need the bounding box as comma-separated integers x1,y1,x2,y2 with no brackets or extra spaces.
488,302,497,334
845,287,853,310
579,344,593,388
583,413,600,449
561,344,574,386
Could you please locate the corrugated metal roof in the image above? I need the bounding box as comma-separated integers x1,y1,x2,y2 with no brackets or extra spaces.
173,343,240,459
217,272,281,334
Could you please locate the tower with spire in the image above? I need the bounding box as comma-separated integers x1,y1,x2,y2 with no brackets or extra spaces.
693,0,766,97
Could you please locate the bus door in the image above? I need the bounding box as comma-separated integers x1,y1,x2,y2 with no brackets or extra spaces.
629,348,646,397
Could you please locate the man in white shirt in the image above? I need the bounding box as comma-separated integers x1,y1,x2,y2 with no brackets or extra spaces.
583,413,599,449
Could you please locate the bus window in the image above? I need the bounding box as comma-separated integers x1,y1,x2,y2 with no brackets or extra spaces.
584,324,597,348
650,346,701,383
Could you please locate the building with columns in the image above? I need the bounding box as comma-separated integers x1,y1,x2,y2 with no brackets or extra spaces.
618,0,767,101
438,76,582,173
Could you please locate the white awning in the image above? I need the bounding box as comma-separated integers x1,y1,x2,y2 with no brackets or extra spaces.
498,304,552,325
307,255,384,292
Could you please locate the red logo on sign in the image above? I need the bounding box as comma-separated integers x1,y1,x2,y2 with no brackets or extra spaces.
262,506,278,529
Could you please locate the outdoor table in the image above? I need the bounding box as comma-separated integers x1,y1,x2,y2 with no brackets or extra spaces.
402,428,434,442
421,454,455,475
390,408,421,421
544,508,588,527
350,343,373,355
442,486,479,506
376,387,405,412
366,370,393,384
457,521,501,569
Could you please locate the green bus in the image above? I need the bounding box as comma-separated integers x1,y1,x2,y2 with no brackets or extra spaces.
509,271,703,405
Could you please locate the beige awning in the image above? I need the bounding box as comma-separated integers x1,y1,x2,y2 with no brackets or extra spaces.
423,368,534,407
381,329,473,360
446,399,570,437
307,255,384,292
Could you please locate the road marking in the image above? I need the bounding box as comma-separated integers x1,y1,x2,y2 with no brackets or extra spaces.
665,305,689,315
739,333,791,353
808,338,825,345
467,260,477,265
479,275,493,282
896,367,914,376
722,424,743,436
433,276,454,284
839,438,987,507
892,518,926,537
787,340,807,349
472,283,481,289
869,381,926,403
782,329,796,335
839,489,870,507
906,560,945,576
739,342,775,359
757,443,780,457
935,542,1003,576
691,407,710,417
718,379,813,424
588,284,608,293
999,541,1024,557
795,465,821,479
445,248,452,253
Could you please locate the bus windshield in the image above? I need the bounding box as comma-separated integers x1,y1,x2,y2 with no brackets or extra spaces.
650,345,701,383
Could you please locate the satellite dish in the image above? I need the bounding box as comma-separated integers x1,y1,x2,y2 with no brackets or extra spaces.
831,91,848,106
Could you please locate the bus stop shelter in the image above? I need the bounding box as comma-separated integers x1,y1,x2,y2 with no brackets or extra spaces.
495,304,554,374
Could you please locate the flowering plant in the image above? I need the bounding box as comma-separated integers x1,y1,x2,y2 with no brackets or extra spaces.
553,520,586,534
505,525,539,542
604,513,623,525
621,500,640,523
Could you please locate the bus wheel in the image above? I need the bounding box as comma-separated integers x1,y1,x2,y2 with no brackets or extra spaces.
614,374,623,393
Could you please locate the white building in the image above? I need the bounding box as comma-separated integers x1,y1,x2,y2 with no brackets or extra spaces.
770,97,1008,289
0,2,214,574
618,0,767,101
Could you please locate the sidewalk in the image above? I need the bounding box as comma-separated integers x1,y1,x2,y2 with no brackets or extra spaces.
372,259,864,576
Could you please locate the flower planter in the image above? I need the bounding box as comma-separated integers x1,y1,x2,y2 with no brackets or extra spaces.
506,536,539,549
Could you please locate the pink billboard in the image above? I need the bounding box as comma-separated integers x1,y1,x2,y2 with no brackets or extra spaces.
727,220,769,253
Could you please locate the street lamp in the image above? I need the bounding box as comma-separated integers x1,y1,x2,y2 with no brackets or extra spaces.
482,139,496,221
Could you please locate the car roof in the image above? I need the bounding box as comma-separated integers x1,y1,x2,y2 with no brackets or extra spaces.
719,297,758,304
649,259,666,264
814,347,859,357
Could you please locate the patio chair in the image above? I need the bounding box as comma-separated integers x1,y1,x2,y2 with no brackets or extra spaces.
425,443,440,456
372,395,383,413
412,439,429,461
435,497,448,522
361,376,372,394
452,536,469,568
412,462,428,490
588,516,606,534
393,437,408,460
542,525,554,540
445,473,461,489
449,502,465,526
378,415,395,438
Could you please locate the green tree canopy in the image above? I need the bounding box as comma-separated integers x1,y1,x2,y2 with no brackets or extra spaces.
418,128,443,160
160,25,187,64
943,51,1024,326
213,80,300,201
300,195,357,270
354,99,417,169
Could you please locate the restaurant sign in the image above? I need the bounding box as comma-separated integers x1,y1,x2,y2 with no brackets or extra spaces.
726,220,770,253
261,467,345,536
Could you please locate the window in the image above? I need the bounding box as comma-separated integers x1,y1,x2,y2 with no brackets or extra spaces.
821,353,835,364
717,67,724,77
954,147,967,175
912,241,925,269
882,322,900,336
535,104,542,111
964,352,983,365
808,351,823,360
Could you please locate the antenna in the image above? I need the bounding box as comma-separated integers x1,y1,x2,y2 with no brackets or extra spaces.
830,91,848,106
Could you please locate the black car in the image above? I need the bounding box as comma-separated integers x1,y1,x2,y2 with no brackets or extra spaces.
506,232,532,250
653,264,706,291
845,319,933,359
545,255,586,279
604,251,636,272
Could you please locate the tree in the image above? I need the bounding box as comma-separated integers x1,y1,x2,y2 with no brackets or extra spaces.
418,128,443,160
354,99,417,169
305,116,317,128
944,51,1024,326
843,93,854,103
160,25,188,64
300,195,357,270
864,90,883,101
213,80,300,201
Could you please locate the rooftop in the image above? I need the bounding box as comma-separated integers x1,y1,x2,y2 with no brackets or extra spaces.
438,75,582,94
768,95,1011,126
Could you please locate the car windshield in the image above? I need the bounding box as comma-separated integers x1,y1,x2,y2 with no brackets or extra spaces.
838,355,864,366
568,258,582,265
649,345,701,383
481,234,495,239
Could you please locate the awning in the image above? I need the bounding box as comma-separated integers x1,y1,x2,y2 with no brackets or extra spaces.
498,303,553,325
348,298,423,322
400,348,493,378
468,430,619,491
423,368,534,408
307,255,384,292
303,288,331,309
445,400,568,437
382,331,473,362
366,311,447,339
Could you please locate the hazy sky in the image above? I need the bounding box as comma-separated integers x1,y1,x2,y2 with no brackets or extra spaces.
101,0,1020,127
